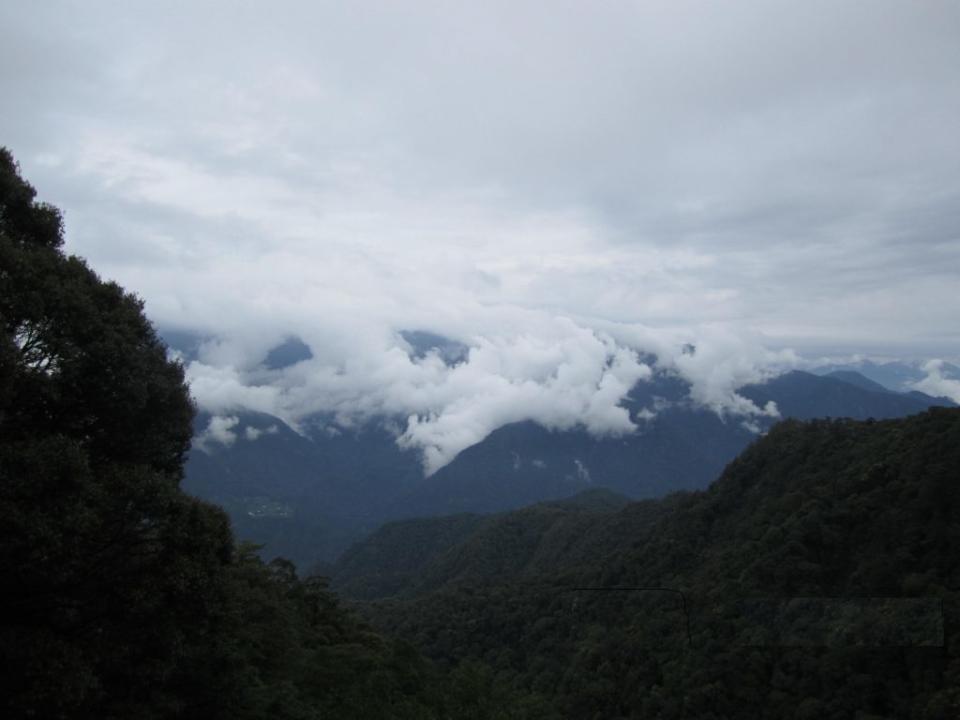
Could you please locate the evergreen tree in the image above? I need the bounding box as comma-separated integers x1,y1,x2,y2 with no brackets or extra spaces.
0,146,235,717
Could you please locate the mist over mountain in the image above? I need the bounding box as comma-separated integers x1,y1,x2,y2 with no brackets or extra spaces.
183,357,955,569
812,358,960,397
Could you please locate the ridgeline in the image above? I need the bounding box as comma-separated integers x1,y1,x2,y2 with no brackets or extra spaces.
339,409,960,718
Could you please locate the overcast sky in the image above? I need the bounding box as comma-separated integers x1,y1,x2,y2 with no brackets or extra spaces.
3,1,959,467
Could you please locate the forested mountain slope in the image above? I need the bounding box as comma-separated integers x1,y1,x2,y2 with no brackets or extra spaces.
333,489,637,600
349,408,960,718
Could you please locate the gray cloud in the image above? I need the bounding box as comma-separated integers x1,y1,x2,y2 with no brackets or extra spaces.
2,1,958,469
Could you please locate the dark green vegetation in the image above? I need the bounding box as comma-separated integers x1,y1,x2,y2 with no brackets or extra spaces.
339,409,960,718
0,149,526,719
333,489,633,601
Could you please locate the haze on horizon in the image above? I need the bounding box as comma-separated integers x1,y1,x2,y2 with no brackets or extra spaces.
3,1,959,469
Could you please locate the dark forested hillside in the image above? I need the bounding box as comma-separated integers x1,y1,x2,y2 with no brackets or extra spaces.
333,489,635,600
345,408,960,718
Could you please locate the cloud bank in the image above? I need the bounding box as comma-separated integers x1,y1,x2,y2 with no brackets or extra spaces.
183,315,798,473
2,1,958,470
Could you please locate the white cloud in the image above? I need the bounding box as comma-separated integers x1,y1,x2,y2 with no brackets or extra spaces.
243,425,279,441
181,313,799,474
910,360,960,404
664,327,794,418
186,362,283,418
392,329,652,474
195,415,240,452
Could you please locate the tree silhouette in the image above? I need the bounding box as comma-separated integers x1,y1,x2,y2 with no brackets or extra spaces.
0,147,234,718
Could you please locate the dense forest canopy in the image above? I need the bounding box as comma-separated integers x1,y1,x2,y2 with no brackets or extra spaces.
345,410,960,718
1,145,218,716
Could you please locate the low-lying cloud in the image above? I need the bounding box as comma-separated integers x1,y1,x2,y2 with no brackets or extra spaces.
195,415,240,452
911,360,960,404
183,315,798,473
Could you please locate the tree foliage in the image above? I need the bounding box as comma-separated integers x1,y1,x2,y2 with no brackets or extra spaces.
349,410,960,718
0,146,221,718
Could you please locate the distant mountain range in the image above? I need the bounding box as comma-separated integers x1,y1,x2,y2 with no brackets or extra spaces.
181,357,956,571
811,358,960,394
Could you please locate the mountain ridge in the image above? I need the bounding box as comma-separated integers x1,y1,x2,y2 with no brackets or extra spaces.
184,368,956,569
346,408,960,717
